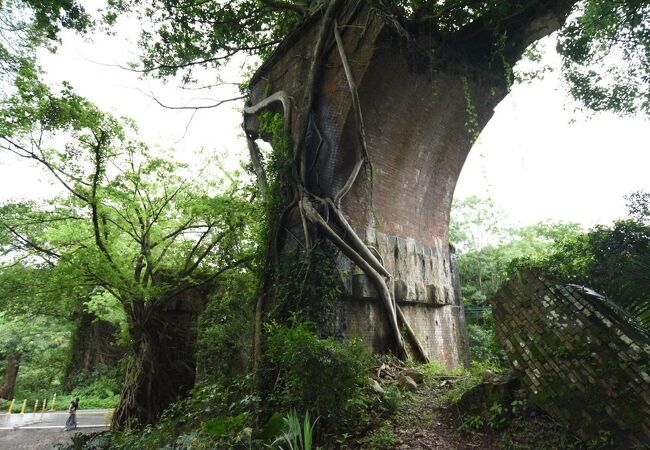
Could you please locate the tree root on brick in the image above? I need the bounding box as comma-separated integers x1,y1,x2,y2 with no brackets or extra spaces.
244,0,429,368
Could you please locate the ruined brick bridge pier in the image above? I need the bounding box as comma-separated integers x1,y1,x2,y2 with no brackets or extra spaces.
492,270,650,446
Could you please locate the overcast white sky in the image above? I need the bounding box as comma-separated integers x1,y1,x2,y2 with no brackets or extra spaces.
0,17,648,229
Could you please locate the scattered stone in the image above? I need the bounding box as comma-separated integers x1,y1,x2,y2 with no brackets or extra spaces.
376,363,392,379
370,378,385,395
376,357,408,380
480,369,496,381
398,375,418,391
454,370,521,416
402,368,425,384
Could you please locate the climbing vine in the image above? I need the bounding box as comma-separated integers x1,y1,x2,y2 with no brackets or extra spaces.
244,0,429,365
461,77,480,145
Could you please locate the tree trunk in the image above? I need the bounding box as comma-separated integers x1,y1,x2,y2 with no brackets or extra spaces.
245,0,574,369
0,352,21,400
111,288,208,430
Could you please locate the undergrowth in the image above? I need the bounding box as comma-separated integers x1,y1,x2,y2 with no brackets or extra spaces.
99,322,384,449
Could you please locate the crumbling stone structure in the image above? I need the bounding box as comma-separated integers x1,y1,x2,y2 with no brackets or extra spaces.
492,270,650,446
343,231,470,368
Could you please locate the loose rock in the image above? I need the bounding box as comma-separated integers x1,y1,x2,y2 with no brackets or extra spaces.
398,374,418,392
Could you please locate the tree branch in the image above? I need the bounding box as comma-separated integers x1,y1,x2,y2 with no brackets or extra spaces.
243,90,291,117
1,137,90,203
144,90,245,110
1,222,60,260
300,196,407,359
89,131,114,265
260,0,307,16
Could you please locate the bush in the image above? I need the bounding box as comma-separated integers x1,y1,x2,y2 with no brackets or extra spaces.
380,385,402,414
108,322,374,449
195,271,257,383
55,432,111,450
110,378,255,449
467,313,508,367
66,363,123,409
263,321,372,432
421,359,468,379
356,424,397,449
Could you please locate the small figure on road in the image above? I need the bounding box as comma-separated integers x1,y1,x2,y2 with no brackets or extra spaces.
63,397,79,431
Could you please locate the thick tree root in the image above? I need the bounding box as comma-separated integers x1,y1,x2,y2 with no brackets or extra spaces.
301,196,408,359
245,0,429,364
243,90,290,117
245,134,268,200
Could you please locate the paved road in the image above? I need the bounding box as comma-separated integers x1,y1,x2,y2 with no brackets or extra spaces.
0,426,107,450
0,410,110,449
0,409,111,430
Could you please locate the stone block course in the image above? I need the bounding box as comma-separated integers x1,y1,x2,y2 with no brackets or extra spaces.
339,228,469,368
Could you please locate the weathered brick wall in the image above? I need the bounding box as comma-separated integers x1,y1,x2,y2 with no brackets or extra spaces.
245,1,499,371
492,270,650,446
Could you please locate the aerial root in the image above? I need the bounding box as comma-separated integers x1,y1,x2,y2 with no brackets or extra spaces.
245,134,268,200
243,90,291,118
249,0,429,365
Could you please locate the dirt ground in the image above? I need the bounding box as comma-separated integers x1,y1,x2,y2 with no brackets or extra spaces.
386,378,584,450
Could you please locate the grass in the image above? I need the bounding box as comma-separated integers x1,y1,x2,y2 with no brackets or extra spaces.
420,360,469,379
1,393,117,413
356,423,398,449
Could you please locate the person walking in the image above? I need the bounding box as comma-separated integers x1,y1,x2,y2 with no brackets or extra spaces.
63,397,79,431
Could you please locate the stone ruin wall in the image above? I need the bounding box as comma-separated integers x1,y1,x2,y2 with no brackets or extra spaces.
492,270,650,446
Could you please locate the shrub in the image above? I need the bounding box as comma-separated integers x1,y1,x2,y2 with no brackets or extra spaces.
467,313,508,367
263,321,372,432
195,271,256,383
380,385,402,414
357,424,397,449
110,376,258,450
67,364,124,409
421,359,468,379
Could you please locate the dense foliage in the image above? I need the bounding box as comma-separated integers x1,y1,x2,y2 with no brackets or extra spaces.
195,270,257,383
517,217,650,329
264,321,372,432
558,0,650,114
0,0,91,98
450,196,581,306
0,67,259,425
0,75,256,325
0,314,70,400
94,324,377,449
451,194,650,365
